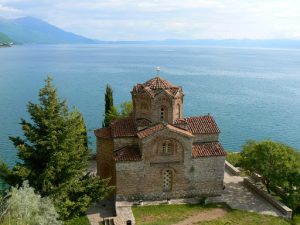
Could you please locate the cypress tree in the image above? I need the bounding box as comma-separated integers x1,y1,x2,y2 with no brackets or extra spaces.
0,77,112,219
103,84,114,127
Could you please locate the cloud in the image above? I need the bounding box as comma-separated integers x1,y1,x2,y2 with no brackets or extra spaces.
0,3,22,17
1,0,300,40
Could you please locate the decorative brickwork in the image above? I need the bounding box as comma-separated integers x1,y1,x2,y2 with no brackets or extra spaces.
95,76,226,201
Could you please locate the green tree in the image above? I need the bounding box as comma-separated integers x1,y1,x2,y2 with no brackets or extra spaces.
106,105,120,124
103,84,114,127
120,101,133,117
106,101,133,125
0,181,61,225
240,140,300,212
0,77,112,219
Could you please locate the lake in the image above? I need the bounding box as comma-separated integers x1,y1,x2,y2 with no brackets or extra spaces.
0,44,300,167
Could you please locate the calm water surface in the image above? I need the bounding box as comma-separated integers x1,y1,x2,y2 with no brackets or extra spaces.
1,44,300,167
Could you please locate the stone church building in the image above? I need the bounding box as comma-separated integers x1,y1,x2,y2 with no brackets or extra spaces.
95,76,226,201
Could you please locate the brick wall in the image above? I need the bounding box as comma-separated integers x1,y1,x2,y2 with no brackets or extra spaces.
97,137,116,185
115,129,225,200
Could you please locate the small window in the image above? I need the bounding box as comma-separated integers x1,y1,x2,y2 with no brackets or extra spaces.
176,103,181,119
160,106,168,121
160,107,165,120
163,170,172,192
162,141,173,154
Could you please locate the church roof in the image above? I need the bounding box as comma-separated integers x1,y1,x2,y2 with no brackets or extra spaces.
137,123,193,139
174,115,220,134
113,145,142,162
132,76,182,98
192,142,226,158
143,76,175,89
110,117,137,138
95,115,220,139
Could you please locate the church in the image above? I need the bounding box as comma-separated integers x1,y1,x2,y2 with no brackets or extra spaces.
95,76,226,201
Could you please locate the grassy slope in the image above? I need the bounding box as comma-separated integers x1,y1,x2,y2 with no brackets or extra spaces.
132,203,293,225
64,215,90,225
199,210,290,225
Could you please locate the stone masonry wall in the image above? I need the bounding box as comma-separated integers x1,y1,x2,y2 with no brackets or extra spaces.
190,156,225,195
115,128,225,200
97,137,116,185
115,161,144,201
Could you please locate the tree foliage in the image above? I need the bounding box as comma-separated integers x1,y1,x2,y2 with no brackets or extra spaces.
106,101,133,124
120,101,133,117
240,140,300,212
1,181,61,225
103,84,114,127
0,77,112,219
102,84,133,127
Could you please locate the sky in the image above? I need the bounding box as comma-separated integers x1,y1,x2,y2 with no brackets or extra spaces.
1,0,300,41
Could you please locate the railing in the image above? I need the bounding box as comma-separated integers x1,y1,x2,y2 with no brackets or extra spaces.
224,160,240,176
243,178,292,219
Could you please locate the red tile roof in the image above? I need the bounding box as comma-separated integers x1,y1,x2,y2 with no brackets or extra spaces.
175,115,220,134
137,123,193,139
143,77,175,89
113,145,141,162
136,118,152,127
132,77,182,98
137,124,165,139
192,142,226,158
94,127,112,138
110,117,137,138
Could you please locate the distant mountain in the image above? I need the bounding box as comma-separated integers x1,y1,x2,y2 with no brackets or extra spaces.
0,17,98,44
0,32,13,44
1,16,300,48
108,39,300,48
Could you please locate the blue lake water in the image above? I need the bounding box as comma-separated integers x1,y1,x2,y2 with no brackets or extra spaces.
0,44,300,167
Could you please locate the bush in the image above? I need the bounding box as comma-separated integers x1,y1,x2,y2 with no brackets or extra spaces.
0,181,61,225
226,152,242,167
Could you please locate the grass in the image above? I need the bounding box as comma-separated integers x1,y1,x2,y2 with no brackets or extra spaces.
132,203,295,225
64,215,90,225
291,215,300,225
132,203,225,225
199,210,291,225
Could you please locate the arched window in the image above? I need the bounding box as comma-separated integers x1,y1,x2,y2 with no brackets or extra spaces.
162,141,173,154
176,103,181,119
163,169,172,192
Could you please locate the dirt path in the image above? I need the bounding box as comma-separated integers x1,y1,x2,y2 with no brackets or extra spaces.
173,208,227,225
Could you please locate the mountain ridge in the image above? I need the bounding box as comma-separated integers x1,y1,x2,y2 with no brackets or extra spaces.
1,17,300,48
0,17,98,44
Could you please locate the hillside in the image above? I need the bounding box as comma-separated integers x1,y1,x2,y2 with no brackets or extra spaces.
0,17,98,44
0,32,13,44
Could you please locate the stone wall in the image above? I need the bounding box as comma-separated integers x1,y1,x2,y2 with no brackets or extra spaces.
132,88,183,124
97,137,115,185
190,156,225,195
115,161,144,201
244,178,292,219
225,160,240,176
115,128,225,201
132,91,152,122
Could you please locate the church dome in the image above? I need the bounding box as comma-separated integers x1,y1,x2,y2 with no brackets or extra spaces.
143,76,175,90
